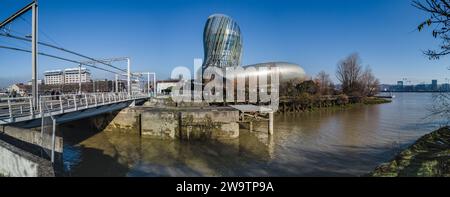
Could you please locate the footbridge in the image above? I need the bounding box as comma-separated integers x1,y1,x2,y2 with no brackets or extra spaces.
0,92,149,128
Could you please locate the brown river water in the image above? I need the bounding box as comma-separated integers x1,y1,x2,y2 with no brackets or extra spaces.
61,93,444,176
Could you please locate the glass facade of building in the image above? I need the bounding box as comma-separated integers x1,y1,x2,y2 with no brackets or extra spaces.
203,14,242,72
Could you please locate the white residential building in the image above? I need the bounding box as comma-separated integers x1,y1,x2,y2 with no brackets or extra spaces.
64,68,91,84
43,68,92,85
44,70,64,85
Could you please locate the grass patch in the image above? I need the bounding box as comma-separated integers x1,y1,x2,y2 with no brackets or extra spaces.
369,127,450,177
363,97,392,105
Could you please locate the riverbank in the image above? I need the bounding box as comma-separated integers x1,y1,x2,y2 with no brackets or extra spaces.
278,95,391,113
369,127,450,177
362,97,392,105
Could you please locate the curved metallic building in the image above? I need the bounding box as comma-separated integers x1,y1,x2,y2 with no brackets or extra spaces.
202,14,307,82
203,14,243,71
242,62,307,82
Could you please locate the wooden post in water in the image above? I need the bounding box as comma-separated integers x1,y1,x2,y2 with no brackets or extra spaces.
138,113,142,136
268,112,274,135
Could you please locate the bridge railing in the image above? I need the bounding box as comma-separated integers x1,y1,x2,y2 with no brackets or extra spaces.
0,96,35,121
40,96,57,163
0,92,148,123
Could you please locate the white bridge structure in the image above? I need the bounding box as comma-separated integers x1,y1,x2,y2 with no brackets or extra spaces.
0,93,149,127
0,93,149,163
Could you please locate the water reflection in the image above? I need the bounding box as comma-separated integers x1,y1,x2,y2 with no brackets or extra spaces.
62,93,444,176
63,130,275,176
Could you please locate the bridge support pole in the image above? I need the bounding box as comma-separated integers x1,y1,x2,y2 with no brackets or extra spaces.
78,64,82,94
51,118,56,163
31,2,38,108
127,58,131,96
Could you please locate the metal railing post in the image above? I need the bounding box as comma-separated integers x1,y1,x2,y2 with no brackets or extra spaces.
29,97,34,117
102,93,105,104
85,94,88,108
74,95,77,110
39,98,43,118
94,94,98,107
59,96,63,113
8,99,12,121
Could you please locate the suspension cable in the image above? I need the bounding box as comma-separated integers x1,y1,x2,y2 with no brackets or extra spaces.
0,32,127,73
0,45,122,75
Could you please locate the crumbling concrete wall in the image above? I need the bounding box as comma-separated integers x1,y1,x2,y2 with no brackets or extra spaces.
140,111,179,139
179,110,239,140
104,107,240,140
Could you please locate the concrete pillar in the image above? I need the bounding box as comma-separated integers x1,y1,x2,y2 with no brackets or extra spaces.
268,112,273,135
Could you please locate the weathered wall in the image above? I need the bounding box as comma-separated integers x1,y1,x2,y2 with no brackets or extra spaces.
1,126,63,153
104,108,140,133
104,107,240,140
0,138,54,177
179,110,239,140
140,111,178,139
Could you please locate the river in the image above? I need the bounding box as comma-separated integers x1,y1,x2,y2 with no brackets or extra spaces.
61,93,445,176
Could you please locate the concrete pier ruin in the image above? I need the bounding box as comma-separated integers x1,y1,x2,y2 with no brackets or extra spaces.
104,106,240,141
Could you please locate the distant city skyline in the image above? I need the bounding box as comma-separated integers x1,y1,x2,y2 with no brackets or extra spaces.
1,0,450,87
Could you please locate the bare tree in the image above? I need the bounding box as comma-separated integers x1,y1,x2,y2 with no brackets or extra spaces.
429,92,450,124
360,66,380,96
413,0,450,59
315,70,333,95
336,53,363,96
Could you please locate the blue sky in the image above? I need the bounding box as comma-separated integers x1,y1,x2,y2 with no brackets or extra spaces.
0,0,449,86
